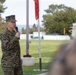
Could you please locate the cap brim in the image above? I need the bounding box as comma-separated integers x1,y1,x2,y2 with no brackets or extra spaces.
7,20,17,22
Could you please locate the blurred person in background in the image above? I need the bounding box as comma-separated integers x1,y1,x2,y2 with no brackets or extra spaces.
47,38,76,75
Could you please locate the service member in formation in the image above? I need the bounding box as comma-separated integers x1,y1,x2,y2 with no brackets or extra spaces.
1,15,23,75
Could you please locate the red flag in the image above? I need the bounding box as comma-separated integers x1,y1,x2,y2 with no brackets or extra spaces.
34,0,39,20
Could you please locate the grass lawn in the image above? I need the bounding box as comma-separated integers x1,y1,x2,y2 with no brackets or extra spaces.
0,40,69,75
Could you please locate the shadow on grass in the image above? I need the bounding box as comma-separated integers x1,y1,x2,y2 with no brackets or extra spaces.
23,63,48,75
0,63,48,75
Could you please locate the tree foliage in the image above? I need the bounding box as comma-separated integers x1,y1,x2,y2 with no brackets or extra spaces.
0,0,6,13
0,0,7,34
21,24,45,34
42,4,76,35
29,24,45,34
21,27,26,34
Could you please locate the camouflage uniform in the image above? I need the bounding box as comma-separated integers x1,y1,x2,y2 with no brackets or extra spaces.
1,28,23,75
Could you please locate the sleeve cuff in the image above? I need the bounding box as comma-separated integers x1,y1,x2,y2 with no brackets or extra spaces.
13,36,20,41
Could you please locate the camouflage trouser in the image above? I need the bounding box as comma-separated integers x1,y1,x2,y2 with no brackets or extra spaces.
2,66,23,75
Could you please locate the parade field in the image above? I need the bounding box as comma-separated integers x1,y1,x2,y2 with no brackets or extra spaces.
0,40,68,75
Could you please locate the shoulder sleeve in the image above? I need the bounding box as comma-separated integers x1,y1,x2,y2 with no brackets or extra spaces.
1,33,19,50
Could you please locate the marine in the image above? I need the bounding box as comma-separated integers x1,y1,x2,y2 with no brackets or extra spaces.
0,15,23,75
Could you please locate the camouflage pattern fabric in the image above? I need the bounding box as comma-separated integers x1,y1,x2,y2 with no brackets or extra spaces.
6,15,16,22
1,28,23,75
2,66,23,75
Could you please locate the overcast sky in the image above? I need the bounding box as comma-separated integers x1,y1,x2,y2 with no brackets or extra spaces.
1,0,76,26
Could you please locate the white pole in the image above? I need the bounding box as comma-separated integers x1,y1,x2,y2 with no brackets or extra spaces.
26,0,29,55
38,19,42,70
38,19,41,58
24,0,31,57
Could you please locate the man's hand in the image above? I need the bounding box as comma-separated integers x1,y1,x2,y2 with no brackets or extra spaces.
15,32,20,38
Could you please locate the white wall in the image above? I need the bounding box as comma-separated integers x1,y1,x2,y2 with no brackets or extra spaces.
20,34,33,40
20,34,70,40
33,32,45,38
43,35,70,40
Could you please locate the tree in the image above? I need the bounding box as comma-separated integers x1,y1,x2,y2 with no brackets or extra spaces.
29,24,45,34
42,4,76,35
0,0,6,13
22,27,26,34
0,0,7,34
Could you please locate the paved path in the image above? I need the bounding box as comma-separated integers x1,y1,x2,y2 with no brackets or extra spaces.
38,72,48,75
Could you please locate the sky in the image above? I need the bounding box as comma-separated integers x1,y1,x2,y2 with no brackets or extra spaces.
1,0,76,26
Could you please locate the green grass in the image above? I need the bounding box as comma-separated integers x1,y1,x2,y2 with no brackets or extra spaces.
0,40,68,75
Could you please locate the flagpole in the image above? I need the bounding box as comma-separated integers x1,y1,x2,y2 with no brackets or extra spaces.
26,0,29,56
23,0,31,57
38,18,42,71
33,0,42,71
